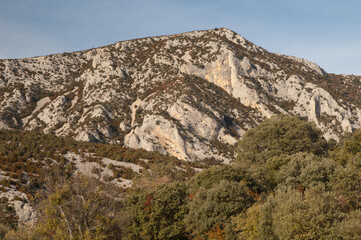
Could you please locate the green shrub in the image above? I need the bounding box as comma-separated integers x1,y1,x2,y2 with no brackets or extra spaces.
128,182,188,240
258,184,343,240
275,152,337,190
188,165,246,191
185,180,254,239
331,161,361,210
332,129,361,165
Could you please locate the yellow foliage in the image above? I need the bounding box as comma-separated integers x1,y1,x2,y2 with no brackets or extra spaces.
234,203,261,240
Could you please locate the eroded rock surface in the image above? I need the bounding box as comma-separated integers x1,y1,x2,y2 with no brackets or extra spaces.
1,28,361,161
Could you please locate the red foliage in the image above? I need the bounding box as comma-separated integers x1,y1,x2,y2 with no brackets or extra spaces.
206,224,225,240
296,185,305,196
144,194,153,210
188,193,194,200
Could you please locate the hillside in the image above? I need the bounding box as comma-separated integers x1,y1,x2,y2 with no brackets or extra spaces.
2,116,361,239
1,28,361,163
0,129,199,226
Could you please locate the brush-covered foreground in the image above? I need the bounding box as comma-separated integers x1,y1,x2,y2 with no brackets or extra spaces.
2,115,361,239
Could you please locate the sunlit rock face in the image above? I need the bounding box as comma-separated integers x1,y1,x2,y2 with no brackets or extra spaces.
1,28,361,162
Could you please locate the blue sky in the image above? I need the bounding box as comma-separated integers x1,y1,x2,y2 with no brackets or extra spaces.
1,0,361,75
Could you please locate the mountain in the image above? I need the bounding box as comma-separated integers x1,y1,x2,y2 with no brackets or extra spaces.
1,28,361,162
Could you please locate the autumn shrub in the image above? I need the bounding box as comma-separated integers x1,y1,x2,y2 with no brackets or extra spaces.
234,202,261,240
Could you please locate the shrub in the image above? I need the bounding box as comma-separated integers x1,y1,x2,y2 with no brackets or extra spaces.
332,129,361,165
11,175,125,240
188,165,247,191
234,202,261,240
331,161,361,210
258,184,343,240
185,180,254,239
128,182,188,239
332,209,361,239
275,152,337,190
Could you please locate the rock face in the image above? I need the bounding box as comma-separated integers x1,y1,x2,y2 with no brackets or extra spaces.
0,188,36,225
1,28,361,162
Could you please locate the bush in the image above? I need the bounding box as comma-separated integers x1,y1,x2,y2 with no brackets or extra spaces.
185,180,254,239
128,182,188,239
332,129,361,165
331,162,361,210
10,175,126,240
234,202,261,240
188,165,247,191
258,184,343,240
275,153,337,190
332,209,361,239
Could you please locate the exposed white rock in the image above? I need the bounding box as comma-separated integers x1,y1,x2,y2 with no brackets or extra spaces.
218,128,237,145
22,96,51,125
125,115,188,160
167,101,221,140
275,75,304,101
1,27,361,163
130,98,142,127
33,97,51,113
119,121,129,131
0,120,10,129
0,189,36,226
64,152,139,188
75,130,96,142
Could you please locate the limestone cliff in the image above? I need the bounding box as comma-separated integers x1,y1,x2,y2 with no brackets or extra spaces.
1,28,361,162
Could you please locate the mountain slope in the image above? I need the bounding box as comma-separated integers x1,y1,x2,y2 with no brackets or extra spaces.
1,28,361,162
0,129,197,225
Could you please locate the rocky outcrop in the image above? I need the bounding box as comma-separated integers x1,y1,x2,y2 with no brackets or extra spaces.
1,28,361,162
0,189,36,226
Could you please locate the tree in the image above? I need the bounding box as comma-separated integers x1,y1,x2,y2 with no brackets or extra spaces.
7,175,126,240
128,182,188,240
332,129,361,165
332,209,361,239
234,202,261,240
235,115,328,189
188,165,247,191
258,184,343,240
184,180,254,239
275,152,337,190
331,161,361,210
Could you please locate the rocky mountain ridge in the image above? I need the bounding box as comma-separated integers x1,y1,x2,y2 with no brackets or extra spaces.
1,28,361,162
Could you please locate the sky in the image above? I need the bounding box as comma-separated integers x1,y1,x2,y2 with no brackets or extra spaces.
1,0,361,75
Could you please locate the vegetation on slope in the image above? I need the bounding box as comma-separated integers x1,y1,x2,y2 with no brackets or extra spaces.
2,115,361,239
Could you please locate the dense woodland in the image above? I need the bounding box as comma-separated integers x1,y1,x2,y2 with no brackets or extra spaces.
1,115,361,239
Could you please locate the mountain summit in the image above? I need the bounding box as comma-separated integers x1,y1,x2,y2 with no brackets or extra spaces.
1,28,360,162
